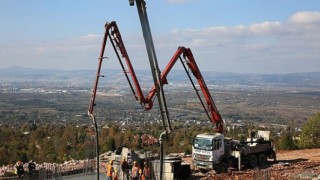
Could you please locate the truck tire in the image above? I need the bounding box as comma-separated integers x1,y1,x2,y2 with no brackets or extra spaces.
215,163,228,174
220,163,228,173
232,158,239,169
268,151,276,163
199,168,208,174
258,154,267,167
249,154,258,168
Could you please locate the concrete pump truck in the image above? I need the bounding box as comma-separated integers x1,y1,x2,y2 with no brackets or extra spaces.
88,0,276,175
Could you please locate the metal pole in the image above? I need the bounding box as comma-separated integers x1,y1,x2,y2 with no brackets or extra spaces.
159,131,166,180
129,1,172,179
90,114,100,180
131,0,171,133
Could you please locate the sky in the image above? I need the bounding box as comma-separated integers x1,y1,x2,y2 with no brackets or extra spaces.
0,0,319,74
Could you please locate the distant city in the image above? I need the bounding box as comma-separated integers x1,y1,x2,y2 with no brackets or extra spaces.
1,66,320,90
1,66,320,129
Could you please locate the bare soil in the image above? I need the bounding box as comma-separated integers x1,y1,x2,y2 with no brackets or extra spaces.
187,148,320,180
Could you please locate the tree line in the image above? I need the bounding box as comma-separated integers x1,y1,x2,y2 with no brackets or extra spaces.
0,112,319,165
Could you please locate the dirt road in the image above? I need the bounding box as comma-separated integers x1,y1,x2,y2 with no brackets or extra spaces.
190,148,320,180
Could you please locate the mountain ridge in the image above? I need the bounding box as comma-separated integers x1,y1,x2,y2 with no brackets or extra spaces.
1,66,320,88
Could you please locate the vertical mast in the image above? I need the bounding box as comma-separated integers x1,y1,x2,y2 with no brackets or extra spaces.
131,0,171,133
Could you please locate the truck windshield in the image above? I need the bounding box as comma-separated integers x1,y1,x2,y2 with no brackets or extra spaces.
193,137,213,150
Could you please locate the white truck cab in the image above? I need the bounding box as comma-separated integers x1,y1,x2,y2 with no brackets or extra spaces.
192,133,226,172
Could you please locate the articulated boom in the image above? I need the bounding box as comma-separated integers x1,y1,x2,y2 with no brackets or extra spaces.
88,21,147,115
88,21,223,133
147,47,223,133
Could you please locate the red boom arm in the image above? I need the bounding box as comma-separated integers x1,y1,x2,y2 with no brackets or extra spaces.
88,21,223,133
88,21,148,115
146,47,223,133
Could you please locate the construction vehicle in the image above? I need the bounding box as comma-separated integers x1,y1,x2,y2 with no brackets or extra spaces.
192,130,276,173
88,0,276,175
87,20,276,174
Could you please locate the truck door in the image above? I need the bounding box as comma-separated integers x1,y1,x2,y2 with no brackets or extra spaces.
212,138,224,162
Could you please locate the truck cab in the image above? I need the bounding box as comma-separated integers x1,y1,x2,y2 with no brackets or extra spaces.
192,133,229,173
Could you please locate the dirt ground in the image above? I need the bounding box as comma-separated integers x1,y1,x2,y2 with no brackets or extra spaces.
187,148,320,180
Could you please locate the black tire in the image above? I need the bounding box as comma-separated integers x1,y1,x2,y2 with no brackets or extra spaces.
219,163,228,173
249,154,258,168
199,168,207,174
268,151,276,163
232,159,239,169
258,154,267,167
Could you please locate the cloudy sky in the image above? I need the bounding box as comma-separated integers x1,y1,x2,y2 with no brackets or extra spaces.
0,0,319,74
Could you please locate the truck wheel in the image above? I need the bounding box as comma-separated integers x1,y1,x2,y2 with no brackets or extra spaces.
215,163,228,174
268,151,276,163
258,154,267,167
232,159,239,169
219,163,228,173
199,168,207,174
249,154,258,168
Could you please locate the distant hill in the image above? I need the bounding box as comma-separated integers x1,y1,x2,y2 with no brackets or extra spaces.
1,66,320,89
202,71,320,88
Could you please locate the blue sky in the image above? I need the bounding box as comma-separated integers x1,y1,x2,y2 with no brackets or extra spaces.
0,0,319,74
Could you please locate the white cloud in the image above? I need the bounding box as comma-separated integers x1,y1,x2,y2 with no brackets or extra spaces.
290,11,320,24
154,11,320,73
0,34,103,70
77,34,101,41
1,11,319,73
191,38,206,46
248,21,282,34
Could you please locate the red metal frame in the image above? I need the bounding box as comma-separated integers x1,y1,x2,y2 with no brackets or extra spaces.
88,21,223,133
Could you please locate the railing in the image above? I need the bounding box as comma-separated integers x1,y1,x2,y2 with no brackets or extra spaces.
0,159,95,180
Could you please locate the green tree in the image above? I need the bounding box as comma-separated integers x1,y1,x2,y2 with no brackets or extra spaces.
277,132,297,150
59,125,78,160
101,137,116,152
135,135,142,150
83,139,95,159
298,112,320,149
40,137,57,163
0,147,9,165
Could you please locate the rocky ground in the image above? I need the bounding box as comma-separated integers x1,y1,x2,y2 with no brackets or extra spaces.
187,148,320,180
